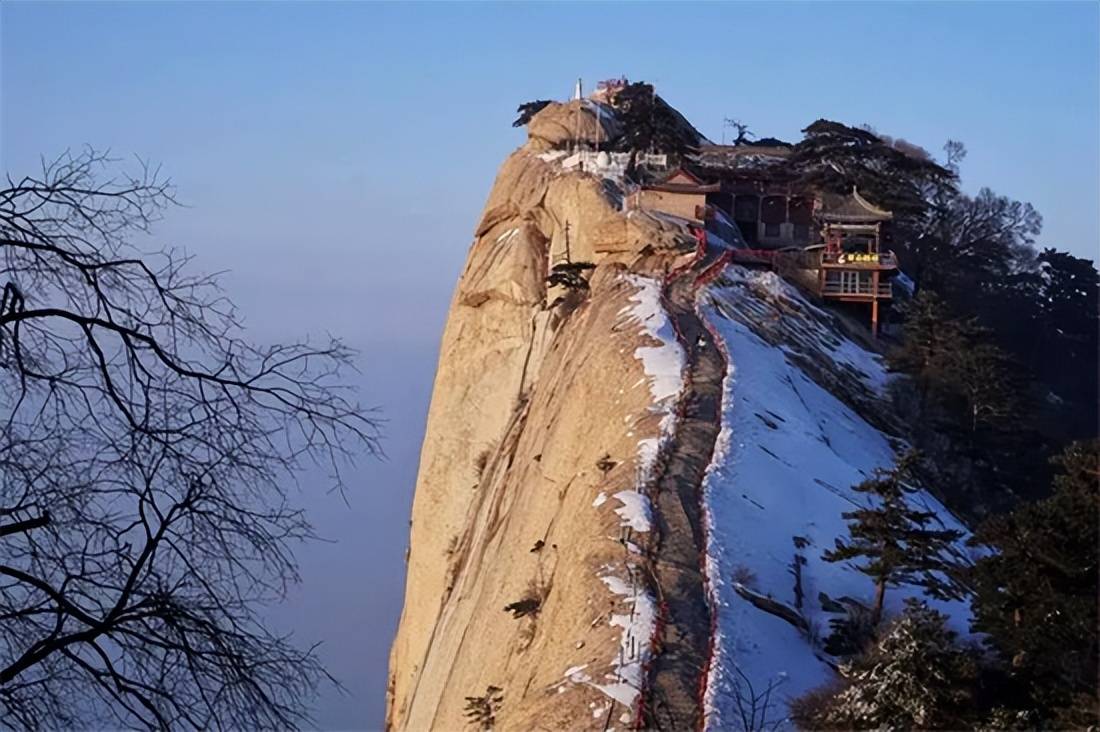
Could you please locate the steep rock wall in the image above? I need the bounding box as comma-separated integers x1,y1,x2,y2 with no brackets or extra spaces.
387,143,696,730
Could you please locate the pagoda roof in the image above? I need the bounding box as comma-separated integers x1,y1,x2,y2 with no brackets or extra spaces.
663,167,705,185
642,167,721,194
819,188,893,223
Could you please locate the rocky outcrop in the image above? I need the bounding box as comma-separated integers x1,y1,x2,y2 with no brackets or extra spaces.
526,100,622,152
386,131,700,731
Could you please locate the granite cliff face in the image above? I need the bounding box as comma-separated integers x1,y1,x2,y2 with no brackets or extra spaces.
386,95,971,732
385,105,701,730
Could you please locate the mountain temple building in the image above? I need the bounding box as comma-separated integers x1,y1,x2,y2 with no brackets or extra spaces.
629,163,899,335
815,188,898,336
626,168,716,223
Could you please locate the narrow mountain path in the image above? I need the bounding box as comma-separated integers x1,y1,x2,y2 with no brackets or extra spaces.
644,243,727,731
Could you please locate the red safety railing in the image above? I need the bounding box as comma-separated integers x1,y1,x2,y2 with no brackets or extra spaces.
642,225,729,732
696,250,733,287
691,262,733,732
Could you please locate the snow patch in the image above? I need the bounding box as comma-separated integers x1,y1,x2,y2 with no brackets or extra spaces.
622,274,685,403
697,266,973,730
564,664,589,681
591,572,658,710
589,274,687,713
895,270,916,296
709,266,893,395
495,227,519,244
611,490,652,533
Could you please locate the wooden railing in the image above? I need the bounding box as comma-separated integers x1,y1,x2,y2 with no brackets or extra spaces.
821,279,893,297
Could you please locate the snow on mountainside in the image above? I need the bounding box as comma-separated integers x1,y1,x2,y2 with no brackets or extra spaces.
390,87,982,732
621,273,685,490
697,266,973,730
584,274,684,715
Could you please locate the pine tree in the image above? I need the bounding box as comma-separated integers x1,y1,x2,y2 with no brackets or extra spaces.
611,82,699,166
511,99,552,128
792,600,978,730
891,292,1020,435
969,440,1099,725
947,339,1018,434
1031,249,1100,436
823,454,964,625
784,119,956,221
888,292,965,406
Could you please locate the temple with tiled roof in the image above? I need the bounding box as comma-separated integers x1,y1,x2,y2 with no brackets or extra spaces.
816,188,899,336
627,166,900,335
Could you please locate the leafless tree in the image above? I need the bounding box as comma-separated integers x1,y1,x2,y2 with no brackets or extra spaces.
723,118,753,146
713,664,788,732
0,148,381,729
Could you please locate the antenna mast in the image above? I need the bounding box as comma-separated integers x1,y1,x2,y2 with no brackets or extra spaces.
595,103,601,153
573,78,583,153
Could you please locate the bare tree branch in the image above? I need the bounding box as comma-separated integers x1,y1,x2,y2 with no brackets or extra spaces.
0,148,380,728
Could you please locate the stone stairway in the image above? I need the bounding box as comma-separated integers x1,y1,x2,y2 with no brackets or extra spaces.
643,244,727,731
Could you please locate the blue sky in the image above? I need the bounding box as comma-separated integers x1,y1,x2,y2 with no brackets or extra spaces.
2,1,1097,729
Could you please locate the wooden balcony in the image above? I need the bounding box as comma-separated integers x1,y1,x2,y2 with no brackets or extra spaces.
821,268,892,300
821,279,893,298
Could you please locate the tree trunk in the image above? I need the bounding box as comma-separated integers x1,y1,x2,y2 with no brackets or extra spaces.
872,579,886,626
626,149,638,182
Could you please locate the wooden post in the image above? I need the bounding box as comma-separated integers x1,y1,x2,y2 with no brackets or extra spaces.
871,270,880,337
784,195,790,243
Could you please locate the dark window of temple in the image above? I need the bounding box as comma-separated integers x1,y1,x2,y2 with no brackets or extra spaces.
736,220,758,245
708,192,734,216
734,195,759,222
793,223,810,241
788,197,813,226
764,222,781,238
761,196,786,225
